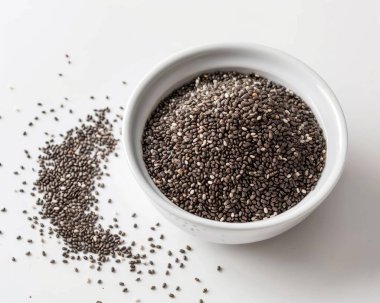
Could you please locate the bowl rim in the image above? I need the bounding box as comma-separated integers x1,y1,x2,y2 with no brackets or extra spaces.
122,42,348,230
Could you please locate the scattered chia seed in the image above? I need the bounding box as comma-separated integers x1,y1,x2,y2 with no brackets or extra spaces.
142,72,326,222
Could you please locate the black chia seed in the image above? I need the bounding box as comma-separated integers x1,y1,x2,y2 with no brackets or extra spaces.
142,71,327,222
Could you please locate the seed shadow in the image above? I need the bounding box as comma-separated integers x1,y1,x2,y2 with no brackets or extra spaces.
213,147,380,291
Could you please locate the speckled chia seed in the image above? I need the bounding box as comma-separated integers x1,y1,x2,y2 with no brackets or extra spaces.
142,71,326,222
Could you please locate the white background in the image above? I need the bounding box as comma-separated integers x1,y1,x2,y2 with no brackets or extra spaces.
0,1,379,302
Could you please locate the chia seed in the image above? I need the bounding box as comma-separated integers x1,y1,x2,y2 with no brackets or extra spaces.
142,72,326,222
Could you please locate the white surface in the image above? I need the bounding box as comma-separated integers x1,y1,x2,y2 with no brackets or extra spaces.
123,43,347,244
0,0,379,302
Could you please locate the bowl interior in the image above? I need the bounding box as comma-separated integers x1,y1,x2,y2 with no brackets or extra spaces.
124,45,347,228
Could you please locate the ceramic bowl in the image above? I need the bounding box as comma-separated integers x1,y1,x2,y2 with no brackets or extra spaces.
122,43,347,244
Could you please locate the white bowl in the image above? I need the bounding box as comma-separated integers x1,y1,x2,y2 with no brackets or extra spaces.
122,43,347,244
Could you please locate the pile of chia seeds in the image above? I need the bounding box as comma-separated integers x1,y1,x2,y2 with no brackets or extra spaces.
35,108,135,263
142,71,326,222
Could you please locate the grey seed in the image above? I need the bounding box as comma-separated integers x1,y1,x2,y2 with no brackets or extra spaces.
203,288,208,293
195,277,201,282
122,288,128,293
169,293,175,298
